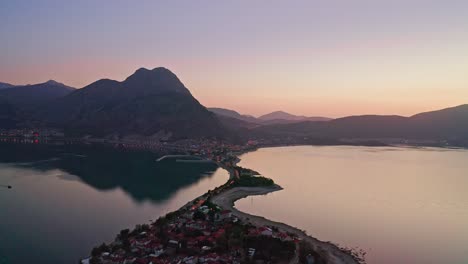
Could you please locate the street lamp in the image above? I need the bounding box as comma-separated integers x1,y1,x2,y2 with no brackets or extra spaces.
0,184,12,189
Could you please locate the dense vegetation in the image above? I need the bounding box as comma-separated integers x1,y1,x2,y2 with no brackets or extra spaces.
298,240,326,264
232,175,274,187
226,165,275,187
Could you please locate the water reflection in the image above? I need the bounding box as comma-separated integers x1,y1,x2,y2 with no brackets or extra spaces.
0,143,218,203
0,143,228,264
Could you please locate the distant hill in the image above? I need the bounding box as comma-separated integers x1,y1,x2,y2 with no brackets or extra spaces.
0,80,75,110
0,96,27,129
259,111,331,123
209,108,331,125
37,67,225,139
0,82,15,89
407,104,468,140
2,69,467,145
252,105,468,143
208,108,259,124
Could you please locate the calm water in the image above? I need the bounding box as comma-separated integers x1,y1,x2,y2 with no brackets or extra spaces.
0,144,228,264
236,146,468,264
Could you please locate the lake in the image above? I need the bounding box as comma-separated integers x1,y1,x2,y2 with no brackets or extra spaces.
235,146,468,264
0,144,228,264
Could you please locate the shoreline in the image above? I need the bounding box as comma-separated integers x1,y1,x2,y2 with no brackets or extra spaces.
83,146,363,264
210,185,360,264
215,149,362,263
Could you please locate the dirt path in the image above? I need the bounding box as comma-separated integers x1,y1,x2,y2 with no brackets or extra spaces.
211,185,359,264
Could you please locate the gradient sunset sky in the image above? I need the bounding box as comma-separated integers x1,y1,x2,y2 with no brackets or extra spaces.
1,0,467,118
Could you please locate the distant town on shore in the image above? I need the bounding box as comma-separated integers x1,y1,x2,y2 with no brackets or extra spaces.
1,68,467,150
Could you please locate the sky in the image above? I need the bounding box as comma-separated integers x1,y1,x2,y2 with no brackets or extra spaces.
1,0,468,118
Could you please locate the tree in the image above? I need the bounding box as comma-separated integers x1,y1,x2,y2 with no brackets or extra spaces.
91,247,101,257
193,210,206,221
208,210,216,222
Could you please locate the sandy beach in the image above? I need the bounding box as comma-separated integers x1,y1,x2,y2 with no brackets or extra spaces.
211,185,360,264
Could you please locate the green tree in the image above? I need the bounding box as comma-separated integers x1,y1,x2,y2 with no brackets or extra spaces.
193,210,206,220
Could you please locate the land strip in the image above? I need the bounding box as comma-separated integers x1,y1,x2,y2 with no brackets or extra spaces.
211,186,360,264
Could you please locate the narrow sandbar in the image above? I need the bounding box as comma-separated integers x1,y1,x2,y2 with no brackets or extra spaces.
211,185,360,264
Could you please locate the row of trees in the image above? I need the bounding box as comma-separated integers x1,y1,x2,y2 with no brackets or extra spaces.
232,175,274,187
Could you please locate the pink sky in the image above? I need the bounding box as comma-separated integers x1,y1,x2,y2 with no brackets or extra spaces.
1,1,467,118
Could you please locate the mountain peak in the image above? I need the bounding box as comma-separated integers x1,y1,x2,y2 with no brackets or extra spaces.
45,80,64,86
124,67,189,95
131,67,174,76
152,66,172,72
0,82,15,89
270,110,289,115
37,67,223,139
259,110,332,122
134,67,151,74
259,111,299,120
0,80,75,109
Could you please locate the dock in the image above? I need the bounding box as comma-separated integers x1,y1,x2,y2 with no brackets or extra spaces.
156,155,213,163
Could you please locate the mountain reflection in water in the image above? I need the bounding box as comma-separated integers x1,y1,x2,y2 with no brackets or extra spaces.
0,143,227,264
0,143,218,203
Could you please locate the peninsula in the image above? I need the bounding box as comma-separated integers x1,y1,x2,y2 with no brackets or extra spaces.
82,146,364,264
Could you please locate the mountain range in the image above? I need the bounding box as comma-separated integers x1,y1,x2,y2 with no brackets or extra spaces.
208,108,260,124
0,80,75,110
0,68,225,140
37,67,225,139
258,111,331,123
0,82,15,89
1,67,467,145
0,96,21,129
208,108,331,125
251,105,468,144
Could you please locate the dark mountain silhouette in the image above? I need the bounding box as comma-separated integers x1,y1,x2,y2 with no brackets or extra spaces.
0,82,15,89
406,104,468,140
252,105,468,142
259,110,331,123
2,68,467,145
0,80,75,110
0,96,21,129
37,67,225,139
0,143,219,202
216,115,260,133
209,108,331,125
208,107,259,124
56,153,218,202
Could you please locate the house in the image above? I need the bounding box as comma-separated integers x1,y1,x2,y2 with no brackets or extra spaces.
186,221,207,230
258,227,273,236
201,246,212,252
191,199,206,211
200,253,218,263
275,232,293,241
199,206,210,214
306,254,316,264
134,258,150,264
187,238,199,249
216,210,232,221
168,240,180,248
124,258,137,264
150,249,165,257
213,228,225,239
182,256,198,264
248,248,256,258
